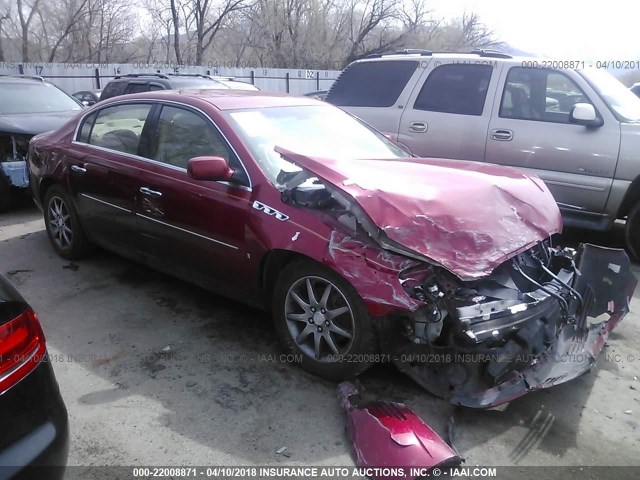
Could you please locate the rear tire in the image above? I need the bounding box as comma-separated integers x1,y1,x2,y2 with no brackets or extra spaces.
625,202,640,261
43,185,92,260
273,259,377,381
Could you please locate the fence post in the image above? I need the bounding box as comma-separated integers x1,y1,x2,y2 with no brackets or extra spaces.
316,71,320,90
95,68,101,89
286,72,290,93
250,70,255,85
18,64,24,74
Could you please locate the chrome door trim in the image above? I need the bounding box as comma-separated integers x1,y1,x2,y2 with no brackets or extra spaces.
136,213,239,250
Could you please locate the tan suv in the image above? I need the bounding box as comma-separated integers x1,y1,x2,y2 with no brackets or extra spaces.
327,50,640,256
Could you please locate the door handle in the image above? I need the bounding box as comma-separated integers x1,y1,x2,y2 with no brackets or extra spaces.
70,164,87,174
139,187,162,197
490,129,514,141
409,122,428,133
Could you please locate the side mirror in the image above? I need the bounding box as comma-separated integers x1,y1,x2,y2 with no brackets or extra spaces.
569,103,603,127
187,156,234,181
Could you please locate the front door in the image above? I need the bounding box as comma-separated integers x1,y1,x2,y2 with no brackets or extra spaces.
485,66,620,219
133,104,252,296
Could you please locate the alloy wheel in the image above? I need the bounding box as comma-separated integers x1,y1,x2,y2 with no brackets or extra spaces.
284,276,355,361
48,196,73,249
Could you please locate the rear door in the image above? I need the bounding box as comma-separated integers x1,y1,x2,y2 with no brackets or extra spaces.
327,59,428,135
132,103,252,295
485,66,620,217
397,61,501,161
68,102,155,256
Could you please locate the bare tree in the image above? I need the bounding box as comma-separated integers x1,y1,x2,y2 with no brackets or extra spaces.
0,0,11,61
16,0,41,61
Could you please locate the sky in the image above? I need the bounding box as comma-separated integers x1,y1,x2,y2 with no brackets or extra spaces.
429,0,638,60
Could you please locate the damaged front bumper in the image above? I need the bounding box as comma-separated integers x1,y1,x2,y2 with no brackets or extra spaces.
392,243,637,408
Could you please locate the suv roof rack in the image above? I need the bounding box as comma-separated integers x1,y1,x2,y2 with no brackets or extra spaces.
364,48,512,60
113,73,170,79
366,48,433,59
166,73,215,79
0,74,45,82
469,49,513,59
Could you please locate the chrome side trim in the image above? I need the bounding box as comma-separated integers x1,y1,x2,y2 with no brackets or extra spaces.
80,193,131,212
136,213,239,250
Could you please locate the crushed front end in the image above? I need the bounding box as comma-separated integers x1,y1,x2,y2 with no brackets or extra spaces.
392,242,637,408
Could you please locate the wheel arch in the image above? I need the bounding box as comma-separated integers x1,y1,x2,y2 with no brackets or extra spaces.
617,175,640,219
259,249,320,310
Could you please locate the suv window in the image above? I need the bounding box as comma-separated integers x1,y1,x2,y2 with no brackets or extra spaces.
125,83,149,95
152,105,232,170
88,104,152,155
327,60,418,107
101,81,127,100
413,64,493,116
500,67,592,123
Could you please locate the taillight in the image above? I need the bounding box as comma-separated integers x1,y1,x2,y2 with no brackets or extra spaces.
0,308,46,394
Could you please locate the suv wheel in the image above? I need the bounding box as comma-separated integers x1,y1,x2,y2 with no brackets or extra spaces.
625,202,640,260
273,259,377,381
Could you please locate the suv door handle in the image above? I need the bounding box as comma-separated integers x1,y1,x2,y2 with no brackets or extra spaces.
70,164,87,174
490,129,514,141
139,187,162,197
409,122,428,133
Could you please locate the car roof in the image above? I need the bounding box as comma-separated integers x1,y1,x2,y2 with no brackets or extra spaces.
103,89,323,111
0,75,50,84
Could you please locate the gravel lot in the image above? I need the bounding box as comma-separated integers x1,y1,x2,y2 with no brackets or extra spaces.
1,200,639,475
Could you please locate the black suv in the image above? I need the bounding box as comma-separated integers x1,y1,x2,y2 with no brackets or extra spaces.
100,73,257,101
0,75,83,211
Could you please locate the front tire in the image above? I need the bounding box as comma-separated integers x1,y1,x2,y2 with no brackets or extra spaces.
625,202,640,261
273,259,377,381
43,185,91,259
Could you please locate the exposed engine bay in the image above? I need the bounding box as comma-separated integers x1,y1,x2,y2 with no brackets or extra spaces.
277,149,638,408
0,134,30,189
393,242,636,408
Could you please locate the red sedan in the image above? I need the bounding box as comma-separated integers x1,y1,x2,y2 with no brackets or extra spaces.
28,89,636,408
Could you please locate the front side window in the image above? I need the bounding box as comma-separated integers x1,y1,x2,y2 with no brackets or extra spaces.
88,104,152,155
151,105,232,170
327,60,418,107
500,67,593,123
413,64,493,115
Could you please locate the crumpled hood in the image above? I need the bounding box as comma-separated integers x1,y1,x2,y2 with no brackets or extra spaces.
0,111,79,136
277,147,562,279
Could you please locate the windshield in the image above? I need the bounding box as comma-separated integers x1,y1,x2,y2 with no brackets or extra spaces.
579,69,640,121
0,82,82,114
225,104,407,184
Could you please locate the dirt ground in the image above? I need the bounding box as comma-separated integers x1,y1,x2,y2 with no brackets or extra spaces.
1,200,639,475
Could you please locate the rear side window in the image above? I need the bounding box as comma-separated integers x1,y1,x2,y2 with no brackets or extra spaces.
125,83,149,94
77,112,98,143
101,81,126,100
413,64,493,116
327,60,418,107
88,104,153,155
